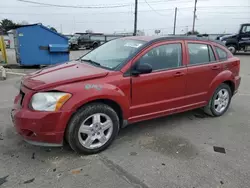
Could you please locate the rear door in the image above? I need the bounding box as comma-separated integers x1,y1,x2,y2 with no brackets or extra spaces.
185,41,222,104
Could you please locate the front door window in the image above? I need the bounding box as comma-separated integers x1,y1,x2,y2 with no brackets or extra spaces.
137,43,182,71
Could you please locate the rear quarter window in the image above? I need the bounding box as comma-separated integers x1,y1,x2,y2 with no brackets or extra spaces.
215,47,228,60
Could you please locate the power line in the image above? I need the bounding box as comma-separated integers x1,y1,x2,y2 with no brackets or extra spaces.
16,0,249,9
17,0,131,8
198,12,250,14
141,0,193,5
144,0,170,16
197,5,250,9
15,0,192,9
2,6,249,16
1,10,248,17
0,8,185,16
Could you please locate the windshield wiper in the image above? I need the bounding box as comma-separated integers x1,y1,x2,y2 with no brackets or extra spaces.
81,59,101,66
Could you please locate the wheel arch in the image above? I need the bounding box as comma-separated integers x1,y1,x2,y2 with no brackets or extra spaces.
223,80,235,94
226,39,239,50
208,70,235,100
67,97,125,130
79,99,123,126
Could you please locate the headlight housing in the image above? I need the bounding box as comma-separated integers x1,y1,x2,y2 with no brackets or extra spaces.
30,92,71,111
222,40,227,44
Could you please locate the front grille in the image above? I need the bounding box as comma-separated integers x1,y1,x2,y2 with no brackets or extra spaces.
20,90,25,106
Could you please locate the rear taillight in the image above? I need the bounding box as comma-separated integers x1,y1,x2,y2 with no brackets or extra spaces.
237,60,240,75
232,60,240,76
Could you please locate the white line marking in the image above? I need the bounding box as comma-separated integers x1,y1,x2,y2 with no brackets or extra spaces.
238,93,250,96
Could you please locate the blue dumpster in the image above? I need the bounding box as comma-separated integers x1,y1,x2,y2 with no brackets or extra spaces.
12,24,69,66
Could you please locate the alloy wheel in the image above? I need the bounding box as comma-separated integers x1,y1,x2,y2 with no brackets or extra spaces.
228,46,236,54
214,88,230,113
78,113,113,149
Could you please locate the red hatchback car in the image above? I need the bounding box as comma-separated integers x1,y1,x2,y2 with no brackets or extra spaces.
12,36,241,154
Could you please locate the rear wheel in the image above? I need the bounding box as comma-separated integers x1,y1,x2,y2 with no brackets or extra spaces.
72,44,79,50
66,103,119,154
204,83,232,117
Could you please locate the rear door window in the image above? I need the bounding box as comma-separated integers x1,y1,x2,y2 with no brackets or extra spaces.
188,43,210,65
208,45,216,62
215,47,228,60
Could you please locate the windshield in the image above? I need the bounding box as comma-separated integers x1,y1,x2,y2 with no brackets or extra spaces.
81,39,146,70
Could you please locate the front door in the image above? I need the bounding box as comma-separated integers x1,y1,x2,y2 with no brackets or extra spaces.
130,41,187,121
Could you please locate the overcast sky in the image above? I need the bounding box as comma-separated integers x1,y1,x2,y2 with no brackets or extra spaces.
1,0,249,35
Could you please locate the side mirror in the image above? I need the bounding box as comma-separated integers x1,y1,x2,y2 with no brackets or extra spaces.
132,63,152,76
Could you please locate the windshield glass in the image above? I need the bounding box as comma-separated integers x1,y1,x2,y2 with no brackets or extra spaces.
81,39,146,70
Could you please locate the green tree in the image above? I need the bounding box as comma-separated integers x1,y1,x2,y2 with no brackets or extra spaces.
50,27,57,33
186,30,199,35
0,19,18,34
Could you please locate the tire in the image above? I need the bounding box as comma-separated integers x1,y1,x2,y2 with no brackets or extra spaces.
72,44,79,51
66,103,120,154
227,44,237,55
204,83,232,117
92,43,98,49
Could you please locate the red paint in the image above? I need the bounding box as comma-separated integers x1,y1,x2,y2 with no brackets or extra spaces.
12,37,241,145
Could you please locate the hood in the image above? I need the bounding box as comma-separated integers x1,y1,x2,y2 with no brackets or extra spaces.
22,61,109,90
221,34,238,40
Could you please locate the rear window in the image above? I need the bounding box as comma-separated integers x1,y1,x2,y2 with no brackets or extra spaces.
215,47,228,60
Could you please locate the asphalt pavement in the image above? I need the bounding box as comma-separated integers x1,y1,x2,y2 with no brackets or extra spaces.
0,50,250,188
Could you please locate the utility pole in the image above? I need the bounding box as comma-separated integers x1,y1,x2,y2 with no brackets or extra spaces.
133,0,138,36
173,7,177,35
186,26,189,35
192,0,197,34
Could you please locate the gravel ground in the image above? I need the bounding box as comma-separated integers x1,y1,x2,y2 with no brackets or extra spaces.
0,49,250,188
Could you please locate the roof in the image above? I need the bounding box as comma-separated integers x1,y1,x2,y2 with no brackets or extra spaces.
122,36,160,41
122,35,225,45
7,23,39,30
7,23,68,40
75,32,104,35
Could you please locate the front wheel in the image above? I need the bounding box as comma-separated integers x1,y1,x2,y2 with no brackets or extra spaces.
92,43,99,49
72,44,79,50
66,103,120,154
204,83,232,117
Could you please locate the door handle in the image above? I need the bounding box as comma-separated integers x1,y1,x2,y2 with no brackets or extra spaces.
211,65,220,70
174,72,185,77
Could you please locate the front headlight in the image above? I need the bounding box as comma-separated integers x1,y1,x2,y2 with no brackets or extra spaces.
222,40,227,44
30,92,71,111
